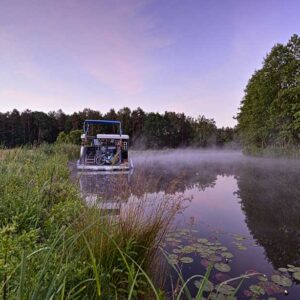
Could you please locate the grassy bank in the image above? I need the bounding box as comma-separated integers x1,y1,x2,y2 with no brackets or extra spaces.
243,145,300,159
0,144,184,299
0,144,252,299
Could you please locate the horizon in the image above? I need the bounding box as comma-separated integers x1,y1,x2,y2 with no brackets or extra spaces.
1,0,299,127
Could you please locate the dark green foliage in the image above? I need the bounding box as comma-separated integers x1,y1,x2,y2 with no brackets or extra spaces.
237,34,300,150
0,107,236,149
56,130,82,145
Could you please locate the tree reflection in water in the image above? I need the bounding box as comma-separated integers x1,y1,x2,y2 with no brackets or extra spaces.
236,161,300,269
76,155,300,272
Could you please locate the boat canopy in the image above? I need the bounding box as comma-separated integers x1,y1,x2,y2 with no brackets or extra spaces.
96,134,129,140
83,119,122,135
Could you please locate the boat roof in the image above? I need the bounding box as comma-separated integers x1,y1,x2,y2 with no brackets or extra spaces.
96,134,129,139
84,119,121,125
84,119,122,135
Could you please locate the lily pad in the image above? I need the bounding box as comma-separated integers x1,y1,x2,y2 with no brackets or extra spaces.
293,271,300,281
287,266,300,273
210,293,236,300
237,245,247,251
271,274,292,287
197,238,208,244
208,254,222,262
249,284,265,295
166,237,181,242
288,267,296,272
199,252,209,258
173,248,182,254
181,245,196,253
206,242,214,246
258,275,268,282
218,246,228,251
169,258,178,265
221,252,234,259
216,284,235,295
194,279,214,292
234,236,246,241
278,267,288,273
260,281,284,296
214,263,231,273
180,256,194,264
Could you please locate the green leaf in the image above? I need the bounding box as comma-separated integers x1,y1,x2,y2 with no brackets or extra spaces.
271,274,292,287
249,284,265,295
214,263,231,273
180,256,194,264
293,272,300,281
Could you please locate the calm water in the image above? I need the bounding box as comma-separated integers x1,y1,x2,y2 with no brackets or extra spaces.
76,150,300,299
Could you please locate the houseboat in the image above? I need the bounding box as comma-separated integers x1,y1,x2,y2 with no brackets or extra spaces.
77,119,133,171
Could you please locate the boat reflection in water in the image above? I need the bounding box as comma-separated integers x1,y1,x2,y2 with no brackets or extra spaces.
77,170,133,215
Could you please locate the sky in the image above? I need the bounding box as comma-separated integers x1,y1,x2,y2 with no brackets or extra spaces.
0,0,299,127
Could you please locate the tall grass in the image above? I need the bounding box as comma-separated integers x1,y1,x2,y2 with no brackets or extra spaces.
0,144,184,299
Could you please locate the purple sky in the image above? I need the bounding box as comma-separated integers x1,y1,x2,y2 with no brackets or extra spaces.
0,0,299,126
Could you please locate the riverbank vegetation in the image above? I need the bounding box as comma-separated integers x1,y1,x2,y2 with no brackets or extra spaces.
0,144,185,299
237,34,300,158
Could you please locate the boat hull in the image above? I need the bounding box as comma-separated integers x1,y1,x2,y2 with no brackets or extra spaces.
76,159,133,171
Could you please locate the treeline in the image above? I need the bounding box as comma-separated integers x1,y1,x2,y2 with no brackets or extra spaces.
0,108,236,148
237,34,300,150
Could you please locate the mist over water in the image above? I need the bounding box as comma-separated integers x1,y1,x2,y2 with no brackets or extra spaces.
76,150,300,299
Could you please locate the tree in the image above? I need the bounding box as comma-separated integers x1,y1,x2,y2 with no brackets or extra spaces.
237,34,300,148
192,115,217,147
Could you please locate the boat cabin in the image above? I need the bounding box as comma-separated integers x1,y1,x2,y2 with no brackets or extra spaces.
77,119,132,171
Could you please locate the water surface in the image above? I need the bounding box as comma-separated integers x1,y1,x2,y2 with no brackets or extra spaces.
76,150,300,299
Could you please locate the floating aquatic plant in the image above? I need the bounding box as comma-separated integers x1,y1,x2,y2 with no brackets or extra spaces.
278,267,288,272
249,284,265,295
197,238,208,243
257,275,268,282
260,281,284,296
172,248,181,254
271,274,292,287
287,265,300,273
180,256,194,264
214,263,231,273
215,283,235,295
194,279,214,292
208,254,222,262
221,252,233,259
181,245,196,253
293,271,300,281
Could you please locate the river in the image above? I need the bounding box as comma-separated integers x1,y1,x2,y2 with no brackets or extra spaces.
76,150,300,299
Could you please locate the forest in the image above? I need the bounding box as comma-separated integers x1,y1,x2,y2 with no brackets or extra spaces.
0,108,235,149
237,34,300,152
